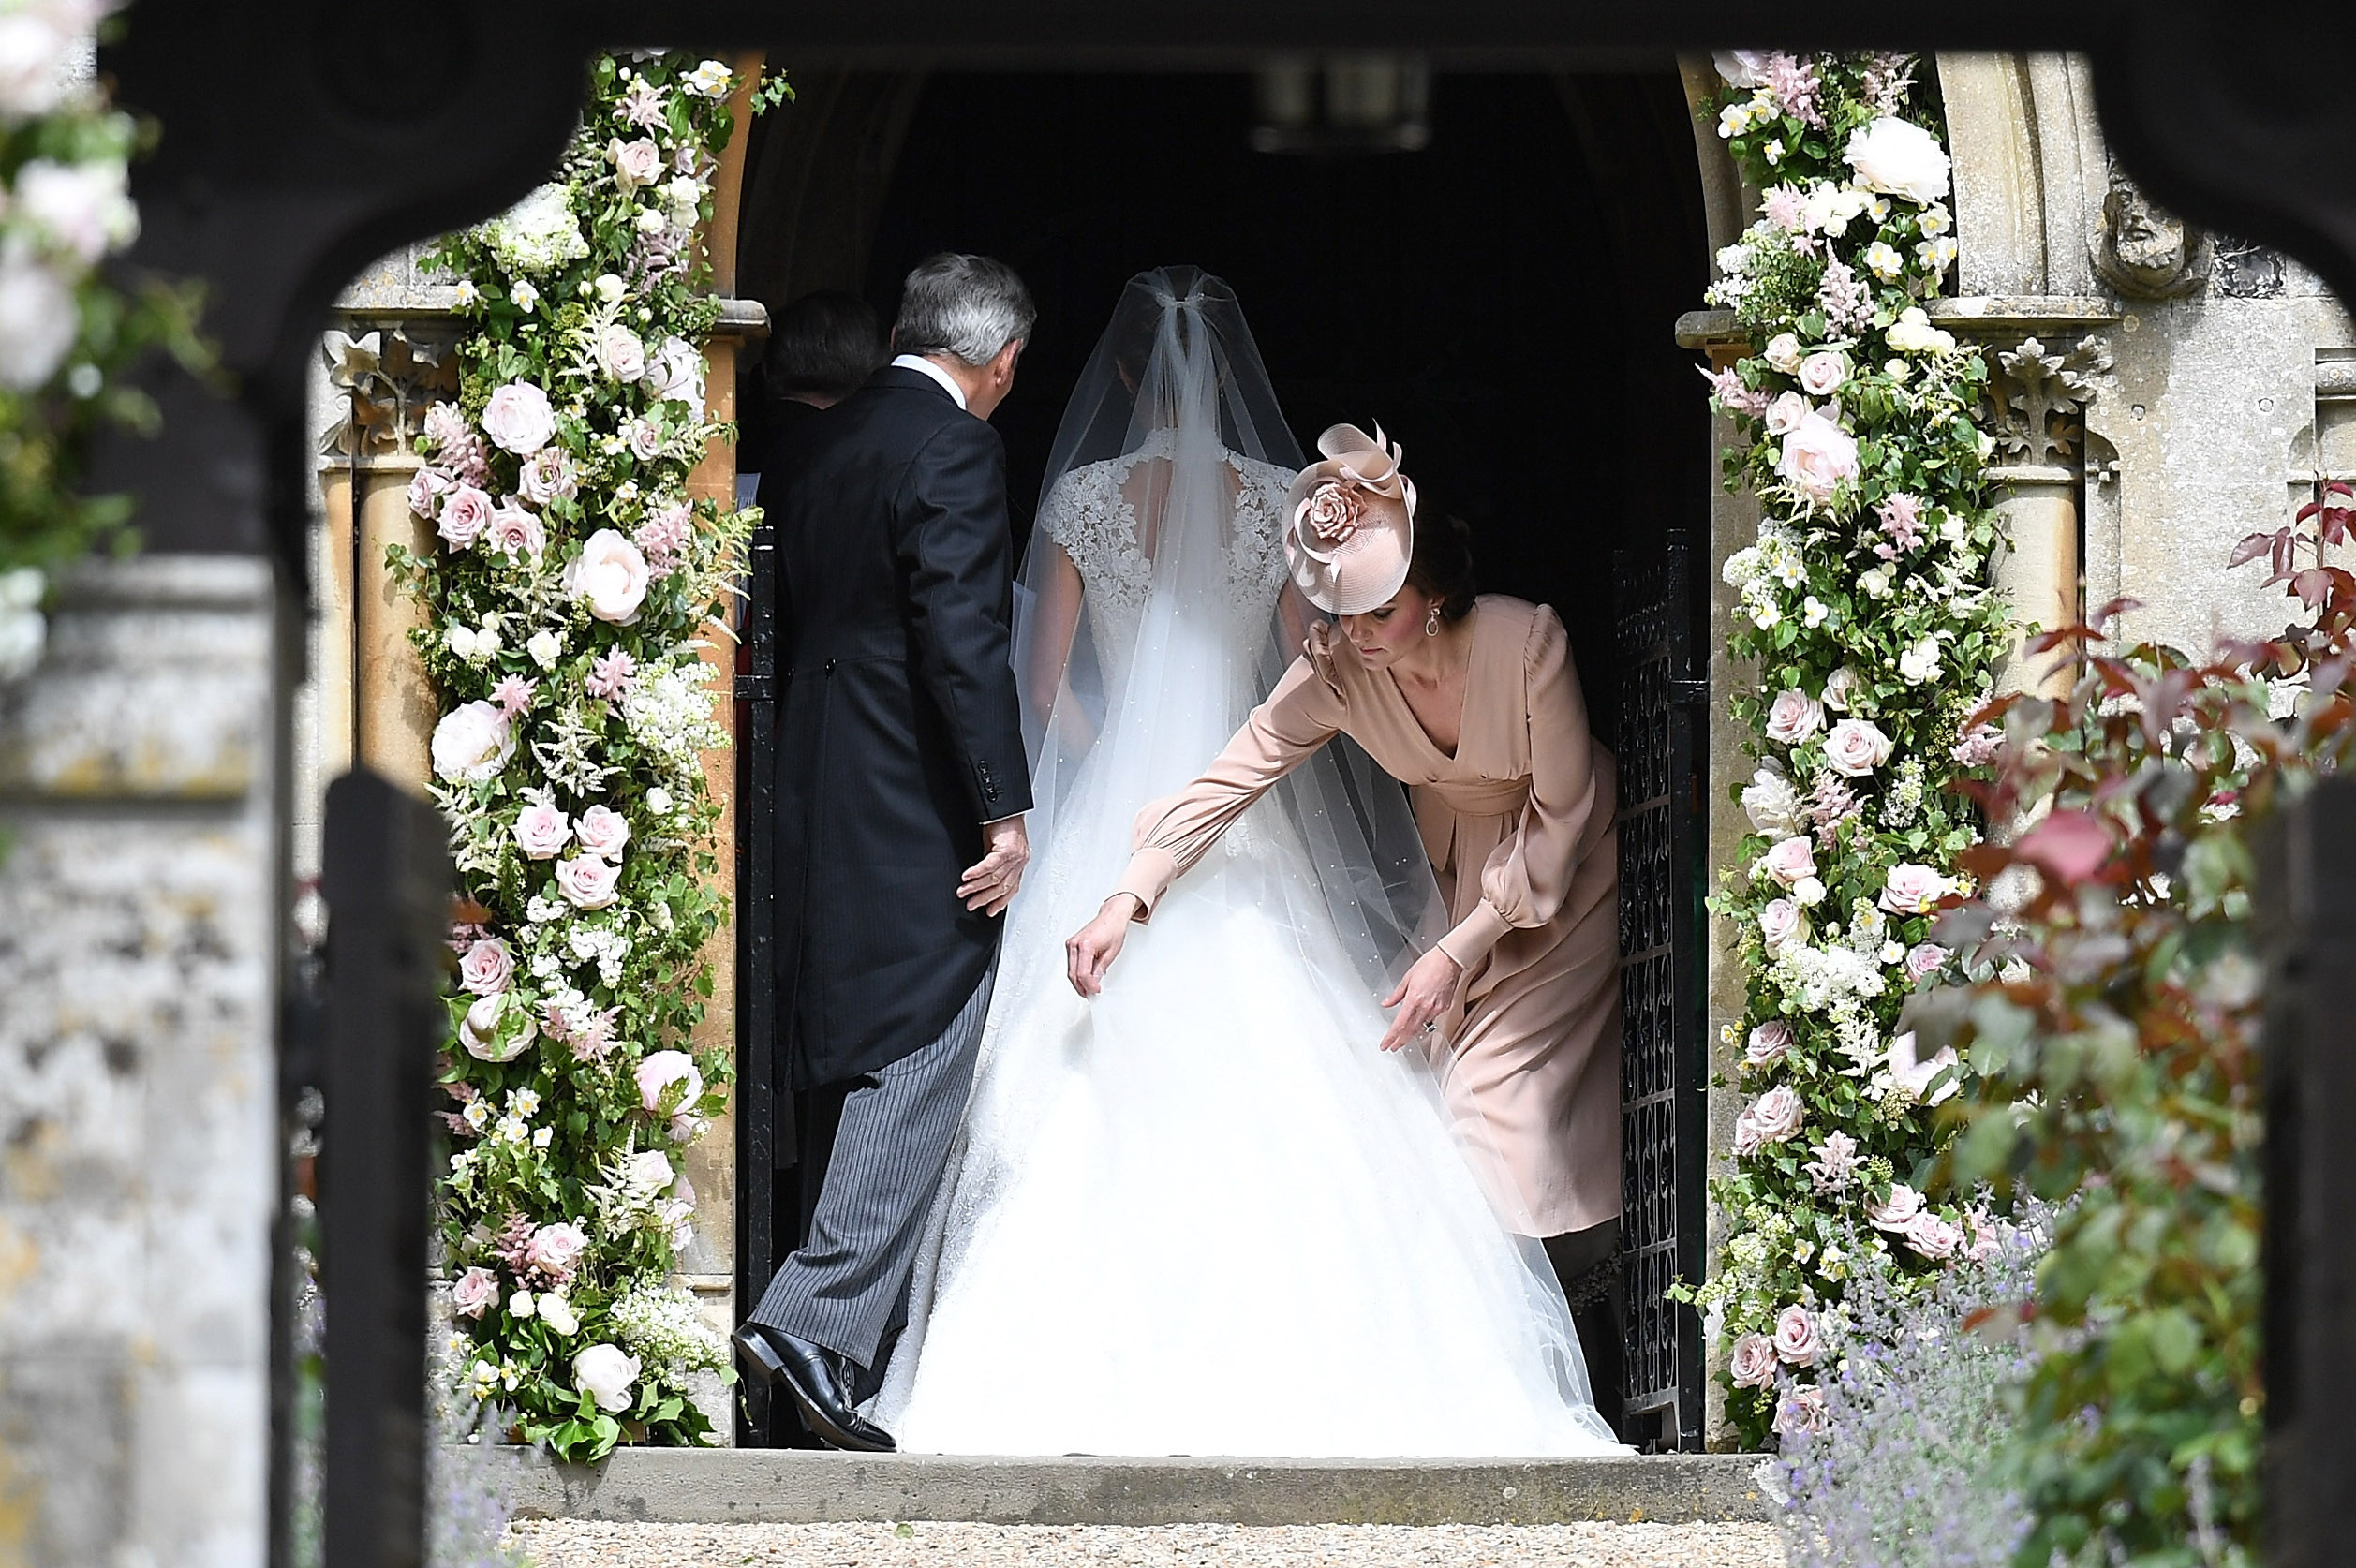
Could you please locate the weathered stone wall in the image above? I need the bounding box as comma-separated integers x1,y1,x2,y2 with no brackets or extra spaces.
0,555,280,1567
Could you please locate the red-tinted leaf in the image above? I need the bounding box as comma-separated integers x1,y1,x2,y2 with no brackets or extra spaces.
2016,809,2115,883
2230,531,2280,569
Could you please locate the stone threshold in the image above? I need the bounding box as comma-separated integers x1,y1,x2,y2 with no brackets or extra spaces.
491,1447,1770,1527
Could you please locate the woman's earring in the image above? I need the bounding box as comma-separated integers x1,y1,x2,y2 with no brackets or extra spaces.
1425,607,1443,638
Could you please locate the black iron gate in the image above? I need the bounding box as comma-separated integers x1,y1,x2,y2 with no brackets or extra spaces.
1612,533,1708,1451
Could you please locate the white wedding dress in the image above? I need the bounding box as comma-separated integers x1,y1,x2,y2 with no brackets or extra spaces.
868,270,1623,1457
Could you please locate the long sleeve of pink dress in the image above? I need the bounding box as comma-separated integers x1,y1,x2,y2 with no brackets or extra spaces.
1114,596,1622,1237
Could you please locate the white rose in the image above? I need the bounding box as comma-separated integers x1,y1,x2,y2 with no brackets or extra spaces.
645,786,675,815
598,324,648,383
1712,50,1771,87
1797,350,1848,397
1741,768,1804,836
633,207,669,236
563,529,652,625
634,1049,704,1116
1898,639,1943,685
1821,666,1866,713
526,629,565,670
554,854,621,910
459,938,513,996
16,158,138,264
572,1344,642,1414
1858,563,1897,600
481,381,557,455
626,1148,675,1195
1762,835,1817,889
1758,897,1808,954
538,1293,580,1337
1763,390,1809,437
509,1289,537,1320
459,993,532,1063
1823,717,1895,777
1792,876,1827,908
431,700,514,783
647,335,705,407
593,272,629,305
511,799,572,860
0,5,88,118
1778,409,1861,506
0,248,77,391
608,138,662,191
1886,306,1958,356
1762,333,1804,374
1844,116,1952,206
1764,688,1826,746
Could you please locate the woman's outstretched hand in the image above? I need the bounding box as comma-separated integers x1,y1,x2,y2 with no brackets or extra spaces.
1067,895,1142,997
1379,947,1465,1052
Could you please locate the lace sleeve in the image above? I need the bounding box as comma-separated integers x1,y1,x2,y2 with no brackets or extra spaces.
1036,462,1148,611
1225,456,1297,614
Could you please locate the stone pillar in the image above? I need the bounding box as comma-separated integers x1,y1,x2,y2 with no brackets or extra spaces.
0,555,280,1568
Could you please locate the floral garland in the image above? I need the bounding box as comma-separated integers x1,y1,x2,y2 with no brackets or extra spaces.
394,51,785,1461
1686,52,2016,1447
0,0,208,682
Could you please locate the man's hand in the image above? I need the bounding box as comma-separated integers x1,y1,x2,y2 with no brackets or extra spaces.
1066,894,1141,997
958,815,1030,916
1378,946,1465,1053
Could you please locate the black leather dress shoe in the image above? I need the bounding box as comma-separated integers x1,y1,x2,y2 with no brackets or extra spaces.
732,1323,896,1453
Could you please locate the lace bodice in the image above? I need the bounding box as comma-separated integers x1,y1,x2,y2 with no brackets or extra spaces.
1036,430,1294,680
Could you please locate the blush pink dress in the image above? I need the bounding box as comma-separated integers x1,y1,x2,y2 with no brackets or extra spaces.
1115,594,1622,1236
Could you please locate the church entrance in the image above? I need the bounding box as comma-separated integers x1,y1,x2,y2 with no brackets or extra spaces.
732,64,1714,1448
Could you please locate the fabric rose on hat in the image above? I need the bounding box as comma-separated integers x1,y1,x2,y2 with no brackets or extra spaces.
1844,115,1952,205
1823,717,1894,777
1300,480,1367,547
459,938,513,997
572,1344,642,1414
1773,1304,1822,1367
554,853,621,910
635,1049,705,1117
431,701,514,783
564,529,652,625
451,1266,499,1320
1764,688,1826,746
481,381,556,456
1728,1331,1778,1388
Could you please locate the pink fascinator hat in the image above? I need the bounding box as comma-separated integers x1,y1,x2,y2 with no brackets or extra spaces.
1282,422,1418,615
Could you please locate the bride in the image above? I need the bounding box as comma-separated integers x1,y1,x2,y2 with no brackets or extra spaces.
868,267,1622,1457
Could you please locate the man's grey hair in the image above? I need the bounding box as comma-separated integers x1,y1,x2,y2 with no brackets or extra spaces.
893,253,1036,367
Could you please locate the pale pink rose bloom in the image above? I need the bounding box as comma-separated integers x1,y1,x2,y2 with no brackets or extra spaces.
1867,1182,1924,1232
585,648,637,700
459,938,513,996
1904,941,1949,983
437,483,494,551
1797,351,1848,397
564,529,652,625
1762,835,1817,888
1744,1020,1794,1069
430,701,513,783
422,401,470,452
481,380,557,456
487,502,547,559
1823,717,1895,777
1302,481,1366,545
511,799,572,860
1878,862,1950,915
1773,1304,1823,1367
1764,688,1826,746
526,1221,590,1282
1757,897,1807,954
519,447,579,506
1774,1384,1830,1437
407,465,452,522
1763,390,1809,437
1713,50,1771,88
634,1049,705,1116
599,324,648,383
1777,409,1860,505
609,136,662,190
554,853,621,910
1728,1331,1778,1388
490,673,537,718
574,805,631,860
1733,1085,1804,1155
648,336,704,407
1820,666,1864,713
458,993,530,1062
1906,1210,1963,1261
451,1265,499,1319
627,417,665,463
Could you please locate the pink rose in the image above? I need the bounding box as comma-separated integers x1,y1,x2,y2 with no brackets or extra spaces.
481,381,556,456
554,853,620,910
1773,1304,1822,1367
1728,1331,1778,1389
1906,1210,1963,1261
1774,1384,1830,1437
1878,862,1950,916
525,1221,590,1283
452,1265,499,1319
1733,1085,1804,1155
626,417,665,463
1763,390,1808,437
1744,1020,1793,1069
1758,897,1807,954
407,466,452,522
512,799,572,860
609,136,662,190
1797,350,1848,397
459,938,512,996
487,501,547,559
599,324,648,383
634,1049,705,1116
519,448,578,506
1301,481,1365,546
437,483,493,551
1777,408,1860,506
574,805,630,860
1867,1182,1924,1232
1823,717,1894,777
1887,1030,1961,1104
1762,835,1817,889
563,529,652,625
1904,941,1949,983
1764,688,1825,746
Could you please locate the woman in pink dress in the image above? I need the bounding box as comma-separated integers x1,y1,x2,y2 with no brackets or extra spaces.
1067,425,1626,1429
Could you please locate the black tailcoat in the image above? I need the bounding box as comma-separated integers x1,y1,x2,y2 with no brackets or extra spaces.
764,366,1032,1090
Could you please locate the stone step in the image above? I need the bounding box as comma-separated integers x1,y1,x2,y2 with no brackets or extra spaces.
493,1449,1771,1527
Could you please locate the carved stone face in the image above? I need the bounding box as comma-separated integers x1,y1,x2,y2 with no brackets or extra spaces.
2097,180,2202,296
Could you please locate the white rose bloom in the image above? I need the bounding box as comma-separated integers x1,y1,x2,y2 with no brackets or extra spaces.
598,324,648,383
645,786,675,815
647,335,704,407
481,380,557,455
1886,306,1957,356
1821,666,1865,712
1763,333,1804,375
0,3,91,119
594,272,629,304
564,529,653,625
1844,116,1952,205
1741,768,1804,836
1859,564,1897,600
509,1289,537,1319
538,1294,579,1337
1898,639,1944,685
16,158,138,265
526,629,565,670
572,1344,643,1413
458,992,532,1063
1793,876,1828,908
1712,50,1771,87
633,207,669,236
431,700,514,783
0,246,77,391
554,854,622,910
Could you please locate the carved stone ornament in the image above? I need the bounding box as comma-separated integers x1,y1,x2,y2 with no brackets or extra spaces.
1989,334,2114,468
319,324,460,461
2092,167,2211,299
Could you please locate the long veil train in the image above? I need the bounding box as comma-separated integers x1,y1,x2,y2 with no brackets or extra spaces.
868,267,1623,1456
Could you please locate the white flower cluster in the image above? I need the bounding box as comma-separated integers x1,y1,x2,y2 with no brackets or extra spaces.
608,1280,730,1384
619,658,725,781
479,183,591,276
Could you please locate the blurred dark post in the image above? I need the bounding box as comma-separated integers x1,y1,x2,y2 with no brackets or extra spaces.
734,513,784,1444
319,769,451,1568
2261,774,2356,1567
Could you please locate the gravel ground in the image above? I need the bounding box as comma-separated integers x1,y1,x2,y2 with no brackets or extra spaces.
509,1519,1786,1568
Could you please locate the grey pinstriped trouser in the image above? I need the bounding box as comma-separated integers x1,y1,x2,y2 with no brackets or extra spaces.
749,967,994,1373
